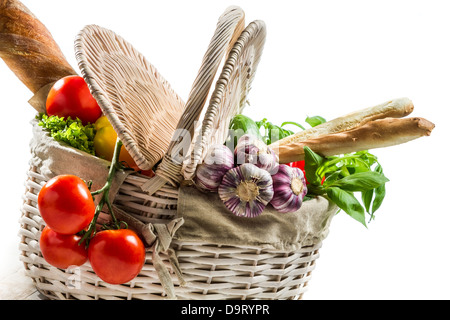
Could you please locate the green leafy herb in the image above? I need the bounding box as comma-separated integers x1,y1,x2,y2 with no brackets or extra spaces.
303,145,325,187
236,114,326,146
37,113,96,155
368,164,386,221
255,118,294,145
305,115,327,128
281,121,306,131
326,187,366,227
227,114,264,148
282,115,327,131
329,171,389,192
303,146,389,227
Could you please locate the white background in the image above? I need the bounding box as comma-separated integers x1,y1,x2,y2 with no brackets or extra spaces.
1,0,449,300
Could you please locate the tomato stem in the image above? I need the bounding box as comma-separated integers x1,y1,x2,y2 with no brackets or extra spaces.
80,137,124,246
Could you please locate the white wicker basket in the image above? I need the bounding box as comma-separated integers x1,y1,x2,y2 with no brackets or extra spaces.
21,166,324,300
18,6,336,300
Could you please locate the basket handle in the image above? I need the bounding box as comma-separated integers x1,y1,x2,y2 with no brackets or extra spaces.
141,6,245,194
183,20,266,180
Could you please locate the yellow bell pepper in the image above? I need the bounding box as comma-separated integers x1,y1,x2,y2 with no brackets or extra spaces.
93,116,138,170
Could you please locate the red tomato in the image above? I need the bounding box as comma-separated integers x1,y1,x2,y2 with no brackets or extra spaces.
88,229,146,285
46,75,102,125
38,174,95,235
39,226,88,269
290,160,325,185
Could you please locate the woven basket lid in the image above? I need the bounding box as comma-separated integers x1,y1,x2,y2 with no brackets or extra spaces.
182,20,267,180
74,25,185,171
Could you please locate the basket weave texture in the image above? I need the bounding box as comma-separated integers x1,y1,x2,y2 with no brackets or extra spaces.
18,6,335,300
20,163,325,300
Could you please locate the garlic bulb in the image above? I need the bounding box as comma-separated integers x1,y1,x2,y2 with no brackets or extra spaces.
270,164,307,213
218,163,274,218
194,144,235,192
234,134,279,174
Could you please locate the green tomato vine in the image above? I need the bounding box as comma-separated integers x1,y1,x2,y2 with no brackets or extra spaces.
79,138,127,247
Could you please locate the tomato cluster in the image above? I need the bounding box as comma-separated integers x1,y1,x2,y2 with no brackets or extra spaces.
38,174,146,285
39,76,149,284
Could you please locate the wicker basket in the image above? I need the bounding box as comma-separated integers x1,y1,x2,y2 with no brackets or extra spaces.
19,6,336,300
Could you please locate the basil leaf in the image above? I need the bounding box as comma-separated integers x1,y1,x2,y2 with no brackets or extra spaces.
305,115,327,127
322,170,341,186
362,189,374,213
330,171,389,192
304,148,389,228
255,118,267,130
340,165,351,177
356,150,378,166
353,158,371,173
303,146,324,185
372,184,386,214
371,164,386,215
326,187,367,227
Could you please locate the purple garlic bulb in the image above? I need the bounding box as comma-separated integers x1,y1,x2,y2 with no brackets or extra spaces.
234,134,279,174
270,164,307,213
218,163,274,218
194,144,235,192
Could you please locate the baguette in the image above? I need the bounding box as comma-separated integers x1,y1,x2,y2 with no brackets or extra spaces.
276,117,435,163
270,97,414,147
0,0,76,94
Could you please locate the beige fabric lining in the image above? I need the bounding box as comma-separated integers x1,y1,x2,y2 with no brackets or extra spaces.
175,185,339,252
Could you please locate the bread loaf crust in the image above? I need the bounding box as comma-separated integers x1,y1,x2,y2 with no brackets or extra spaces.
277,117,435,163
0,0,76,93
270,97,415,147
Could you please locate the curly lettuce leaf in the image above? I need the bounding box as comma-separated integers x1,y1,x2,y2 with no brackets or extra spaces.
37,114,96,155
